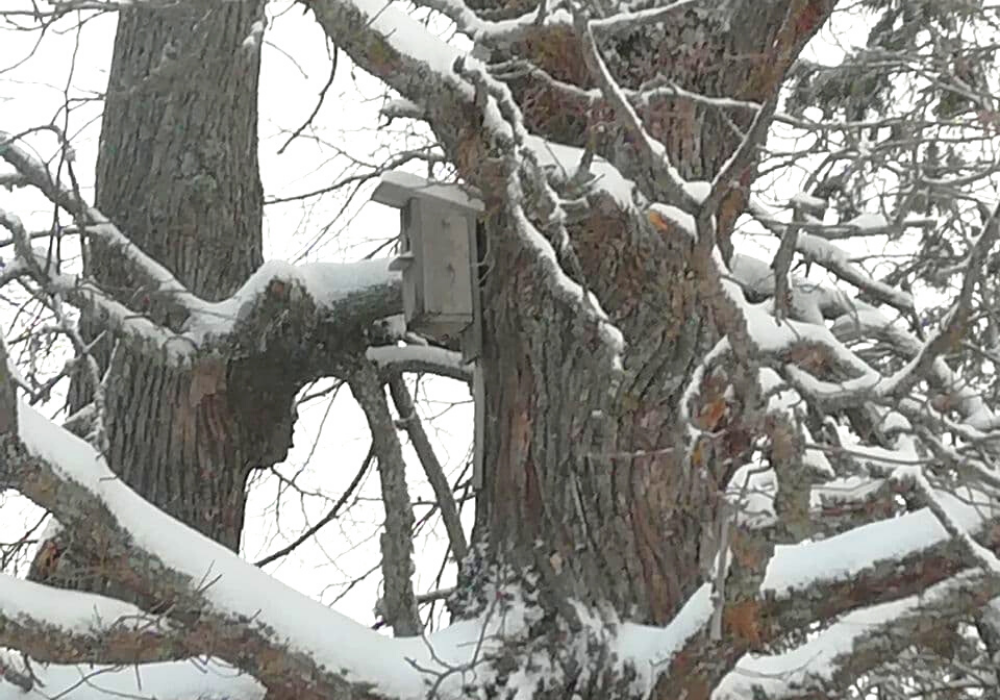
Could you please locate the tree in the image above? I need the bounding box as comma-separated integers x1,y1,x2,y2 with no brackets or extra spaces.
2,0,1000,697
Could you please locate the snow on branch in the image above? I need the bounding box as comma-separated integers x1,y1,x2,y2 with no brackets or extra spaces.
615,583,714,686
763,486,997,595
187,259,398,340
366,345,473,383
796,231,914,312
1,132,403,370
506,179,625,370
640,482,1000,693
0,209,182,355
748,200,915,314
895,466,1000,576
401,0,698,47
0,133,209,320
448,57,626,369
0,574,186,666
718,572,995,699
0,654,264,700
0,393,514,700
571,6,696,212
729,252,859,324
828,305,998,431
308,0,488,118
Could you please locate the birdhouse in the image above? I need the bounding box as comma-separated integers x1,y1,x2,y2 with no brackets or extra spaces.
372,171,483,359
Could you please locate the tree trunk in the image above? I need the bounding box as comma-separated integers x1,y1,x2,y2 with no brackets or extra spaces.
473,1,825,627
61,0,291,562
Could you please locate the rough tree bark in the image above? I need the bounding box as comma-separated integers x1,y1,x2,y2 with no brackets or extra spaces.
43,0,285,588
80,1,282,549
474,0,830,625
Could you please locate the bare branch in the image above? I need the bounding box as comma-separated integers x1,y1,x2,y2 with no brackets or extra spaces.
348,360,421,637
571,5,695,211
388,374,469,564
254,445,375,568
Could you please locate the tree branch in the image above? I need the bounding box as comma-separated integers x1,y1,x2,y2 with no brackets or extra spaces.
367,346,473,384
388,374,469,564
0,368,484,700
254,445,375,568
348,360,421,637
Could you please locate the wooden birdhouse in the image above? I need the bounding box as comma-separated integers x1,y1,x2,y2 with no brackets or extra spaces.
372,171,483,359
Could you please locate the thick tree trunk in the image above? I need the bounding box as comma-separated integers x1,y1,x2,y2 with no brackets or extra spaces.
474,1,825,627
62,1,291,556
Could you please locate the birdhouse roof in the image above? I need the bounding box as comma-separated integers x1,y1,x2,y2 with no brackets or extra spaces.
372,171,484,214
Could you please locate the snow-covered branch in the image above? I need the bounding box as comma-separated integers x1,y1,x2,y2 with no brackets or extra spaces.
366,345,473,383
648,489,1000,694
0,574,186,666
0,655,264,700
0,387,506,700
1,130,403,374
0,133,208,320
718,572,997,699
748,201,916,315
571,7,695,212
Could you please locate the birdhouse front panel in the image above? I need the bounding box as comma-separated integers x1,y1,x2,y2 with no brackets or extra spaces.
412,199,474,338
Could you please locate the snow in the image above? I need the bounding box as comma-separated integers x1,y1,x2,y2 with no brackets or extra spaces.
242,20,265,50
784,365,881,401
727,464,777,527
827,307,998,430
523,135,635,209
789,191,827,210
758,368,833,478
729,253,775,295
796,231,914,310
87,217,212,319
366,345,472,378
812,476,885,508
894,466,1000,575
844,212,888,230
185,259,397,341
381,97,424,119
0,655,265,700
647,203,697,239
762,488,994,593
683,180,712,203
467,1,699,40
15,402,512,700
718,278,888,394
715,574,975,699
506,177,625,370
348,0,470,90
0,573,150,633
616,583,714,683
